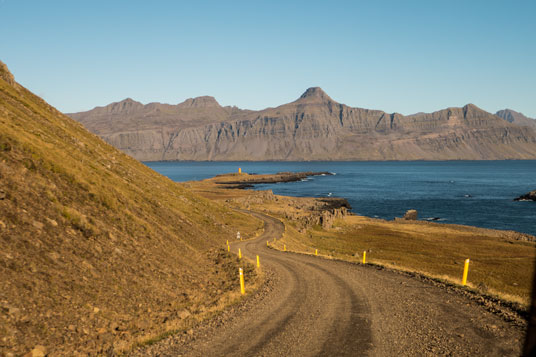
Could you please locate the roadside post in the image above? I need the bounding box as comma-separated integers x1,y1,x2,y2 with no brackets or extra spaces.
462,259,470,286
362,251,366,264
239,268,245,295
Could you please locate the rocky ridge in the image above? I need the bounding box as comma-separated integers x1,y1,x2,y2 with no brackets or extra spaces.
230,189,350,230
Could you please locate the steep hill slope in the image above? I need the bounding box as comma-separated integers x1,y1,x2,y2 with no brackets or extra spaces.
496,109,536,129
70,87,536,161
0,61,261,355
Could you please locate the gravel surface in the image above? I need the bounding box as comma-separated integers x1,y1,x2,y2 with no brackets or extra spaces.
132,211,525,356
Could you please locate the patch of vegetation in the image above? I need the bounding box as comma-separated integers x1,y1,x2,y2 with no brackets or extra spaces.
279,214,536,307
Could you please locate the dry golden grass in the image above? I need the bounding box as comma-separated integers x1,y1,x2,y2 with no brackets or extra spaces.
273,214,536,307
0,67,263,355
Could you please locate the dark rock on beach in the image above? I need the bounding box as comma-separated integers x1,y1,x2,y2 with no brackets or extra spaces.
514,190,536,201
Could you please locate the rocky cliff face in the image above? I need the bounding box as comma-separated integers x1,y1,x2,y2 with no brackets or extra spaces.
69,88,536,161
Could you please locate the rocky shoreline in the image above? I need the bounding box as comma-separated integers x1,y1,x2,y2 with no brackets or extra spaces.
193,171,536,241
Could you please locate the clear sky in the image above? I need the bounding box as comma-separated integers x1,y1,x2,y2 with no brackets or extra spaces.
1,0,535,117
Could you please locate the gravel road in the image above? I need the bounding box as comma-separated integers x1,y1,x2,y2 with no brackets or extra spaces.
134,211,525,356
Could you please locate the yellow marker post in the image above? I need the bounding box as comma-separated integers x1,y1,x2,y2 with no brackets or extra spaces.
256,255,260,268
462,258,470,286
226,240,229,246
238,248,242,259
227,244,230,252
315,249,318,256
239,268,245,295
284,244,286,252
267,241,269,247
362,251,367,264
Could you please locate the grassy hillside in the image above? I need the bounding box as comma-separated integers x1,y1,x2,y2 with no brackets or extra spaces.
0,61,262,355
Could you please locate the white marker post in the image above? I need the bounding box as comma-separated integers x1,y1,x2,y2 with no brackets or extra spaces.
237,231,241,241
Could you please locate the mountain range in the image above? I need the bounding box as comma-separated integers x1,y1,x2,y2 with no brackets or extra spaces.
69,88,536,161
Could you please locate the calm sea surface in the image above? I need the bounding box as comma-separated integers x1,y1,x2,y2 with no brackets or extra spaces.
145,161,536,236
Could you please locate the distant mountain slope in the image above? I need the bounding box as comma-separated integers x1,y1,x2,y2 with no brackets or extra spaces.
69,96,251,133
70,88,536,161
496,109,536,129
0,61,260,355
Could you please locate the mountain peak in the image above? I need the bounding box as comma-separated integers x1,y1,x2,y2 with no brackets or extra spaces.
179,96,221,108
496,108,536,127
462,103,488,116
105,98,144,114
298,87,334,102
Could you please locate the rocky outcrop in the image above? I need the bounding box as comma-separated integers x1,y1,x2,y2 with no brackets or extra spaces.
0,61,17,87
514,190,536,201
403,210,418,220
284,198,350,230
320,206,349,229
69,88,536,161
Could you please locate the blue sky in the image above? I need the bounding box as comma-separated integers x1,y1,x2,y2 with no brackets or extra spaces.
1,0,535,117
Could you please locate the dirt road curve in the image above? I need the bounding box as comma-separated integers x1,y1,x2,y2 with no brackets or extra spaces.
134,211,524,356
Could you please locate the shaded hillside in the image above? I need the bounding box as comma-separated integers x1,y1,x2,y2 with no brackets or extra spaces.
70,87,536,161
496,109,536,129
0,61,261,355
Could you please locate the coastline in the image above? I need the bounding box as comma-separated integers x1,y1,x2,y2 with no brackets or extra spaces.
186,171,536,309
147,160,536,236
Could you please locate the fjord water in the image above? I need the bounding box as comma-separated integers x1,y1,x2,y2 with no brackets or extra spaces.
145,161,536,236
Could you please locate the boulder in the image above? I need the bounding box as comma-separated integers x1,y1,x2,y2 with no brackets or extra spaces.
514,190,536,201
403,210,418,220
24,345,47,357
